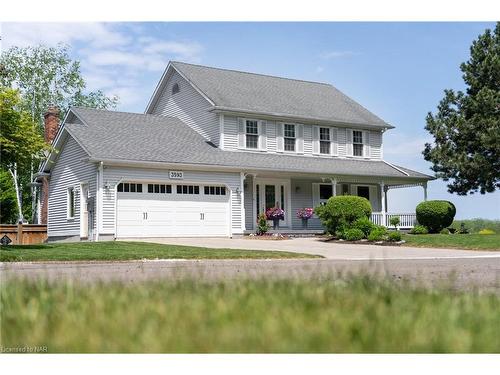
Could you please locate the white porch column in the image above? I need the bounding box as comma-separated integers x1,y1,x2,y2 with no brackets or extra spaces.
423,182,428,201
330,178,337,196
240,172,246,232
380,181,386,226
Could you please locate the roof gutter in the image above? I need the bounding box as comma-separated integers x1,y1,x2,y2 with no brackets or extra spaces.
87,157,433,181
209,106,394,130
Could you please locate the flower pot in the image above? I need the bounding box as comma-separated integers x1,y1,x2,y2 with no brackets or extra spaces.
272,218,280,230
301,218,309,229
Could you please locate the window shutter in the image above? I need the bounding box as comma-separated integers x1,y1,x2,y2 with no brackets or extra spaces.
238,118,245,149
296,124,304,154
312,126,319,154
346,129,353,156
363,130,370,158
331,127,338,156
276,122,284,152
259,120,267,150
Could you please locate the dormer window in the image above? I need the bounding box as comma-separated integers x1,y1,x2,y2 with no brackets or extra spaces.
245,120,259,149
284,124,296,152
172,83,180,95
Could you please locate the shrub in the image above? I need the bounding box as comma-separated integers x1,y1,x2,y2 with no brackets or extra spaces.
343,228,365,241
450,219,500,234
257,213,269,235
479,229,495,235
352,217,375,237
458,222,470,234
415,200,456,233
315,195,372,235
410,225,428,235
368,226,388,241
389,216,400,229
388,231,402,242
440,228,450,235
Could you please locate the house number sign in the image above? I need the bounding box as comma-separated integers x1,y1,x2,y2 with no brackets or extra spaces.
169,171,184,179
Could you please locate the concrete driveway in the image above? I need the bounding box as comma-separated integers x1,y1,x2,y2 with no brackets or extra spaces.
123,236,500,260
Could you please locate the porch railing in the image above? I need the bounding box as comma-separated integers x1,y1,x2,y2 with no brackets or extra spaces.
370,212,417,229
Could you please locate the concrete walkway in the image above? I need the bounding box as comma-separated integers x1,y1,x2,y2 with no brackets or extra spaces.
122,237,500,260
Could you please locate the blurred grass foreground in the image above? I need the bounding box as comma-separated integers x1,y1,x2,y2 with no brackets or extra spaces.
1,276,499,353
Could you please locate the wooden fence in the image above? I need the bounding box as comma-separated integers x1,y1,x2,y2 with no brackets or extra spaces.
0,224,47,245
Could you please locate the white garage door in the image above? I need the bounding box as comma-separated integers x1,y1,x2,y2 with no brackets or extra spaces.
116,182,230,238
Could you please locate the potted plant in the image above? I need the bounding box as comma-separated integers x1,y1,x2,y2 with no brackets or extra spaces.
266,206,285,230
296,208,314,229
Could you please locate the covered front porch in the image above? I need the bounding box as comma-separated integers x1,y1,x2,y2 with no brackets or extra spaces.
242,172,429,233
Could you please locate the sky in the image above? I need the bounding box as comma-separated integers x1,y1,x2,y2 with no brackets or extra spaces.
2,22,499,219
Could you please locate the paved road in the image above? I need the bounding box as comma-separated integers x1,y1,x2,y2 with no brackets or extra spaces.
123,236,500,260
2,257,499,292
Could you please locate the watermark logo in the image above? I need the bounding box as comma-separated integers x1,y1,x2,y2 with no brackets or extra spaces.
1,345,48,353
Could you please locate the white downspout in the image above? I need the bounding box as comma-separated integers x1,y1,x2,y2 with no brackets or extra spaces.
240,172,246,232
96,161,103,241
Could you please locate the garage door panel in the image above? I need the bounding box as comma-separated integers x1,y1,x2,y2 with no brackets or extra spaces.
116,189,229,238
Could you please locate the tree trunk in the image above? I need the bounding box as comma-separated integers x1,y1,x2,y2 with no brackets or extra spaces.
8,164,24,223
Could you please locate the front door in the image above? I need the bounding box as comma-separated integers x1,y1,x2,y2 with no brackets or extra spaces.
255,179,290,227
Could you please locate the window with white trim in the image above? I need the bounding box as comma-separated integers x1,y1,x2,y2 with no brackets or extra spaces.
319,127,331,154
353,130,364,157
284,123,296,151
319,184,333,205
176,185,200,195
245,120,259,149
67,187,75,219
118,183,143,193
147,184,171,194
204,186,226,195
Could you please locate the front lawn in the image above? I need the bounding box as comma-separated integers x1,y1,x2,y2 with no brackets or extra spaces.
0,241,319,262
2,276,499,353
402,234,500,250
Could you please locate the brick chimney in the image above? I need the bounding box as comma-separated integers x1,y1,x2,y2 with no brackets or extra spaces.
40,106,60,224
44,106,60,143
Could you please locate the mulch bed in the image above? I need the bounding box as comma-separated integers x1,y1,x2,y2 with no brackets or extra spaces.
245,234,291,240
320,236,405,246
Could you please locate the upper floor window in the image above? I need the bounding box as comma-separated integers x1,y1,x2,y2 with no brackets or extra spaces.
284,124,296,152
353,130,364,157
172,83,180,95
245,120,259,149
319,127,331,154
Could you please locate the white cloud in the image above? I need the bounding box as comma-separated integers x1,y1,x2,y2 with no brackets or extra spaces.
320,50,359,59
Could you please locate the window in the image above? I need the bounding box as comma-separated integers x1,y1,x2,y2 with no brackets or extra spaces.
319,127,331,154
177,185,200,195
204,186,226,195
245,120,259,149
118,183,143,193
67,187,75,219
172,83,180,95
357,186,370,201
319,184,333,205
147,184,171,194
353,130,364,157
284,123,296,151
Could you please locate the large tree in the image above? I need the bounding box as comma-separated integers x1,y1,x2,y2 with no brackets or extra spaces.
0,88,49,222
423,23,500,195
0,44,119,223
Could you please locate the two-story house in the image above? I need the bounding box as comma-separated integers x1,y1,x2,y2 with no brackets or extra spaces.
37,61,433,241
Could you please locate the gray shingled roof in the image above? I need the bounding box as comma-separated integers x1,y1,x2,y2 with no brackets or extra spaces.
62,107,431,180
165,61,392,129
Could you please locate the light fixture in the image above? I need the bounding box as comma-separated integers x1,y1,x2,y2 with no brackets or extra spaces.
104,181,111,190
235,187,241,194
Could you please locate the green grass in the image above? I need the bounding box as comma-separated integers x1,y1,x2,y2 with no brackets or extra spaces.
451,219,500,234
402,234,500,250
0,241,319,262
1,277,499,353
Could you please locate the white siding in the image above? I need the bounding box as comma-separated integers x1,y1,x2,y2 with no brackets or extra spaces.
223,115,239,150
244,175,254,229
303,124,313,154
48,136,96,237
337,127,347,157
150,70,220,145
102,167,243,235
265,120,277,152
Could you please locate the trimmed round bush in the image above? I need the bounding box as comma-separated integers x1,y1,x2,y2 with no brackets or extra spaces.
440,228,450,235
343,228,365,241
368,226,388,241
315,195,372,235
410,225,428,235
352,217,375,237
416,200,456,233
388,231,402,242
